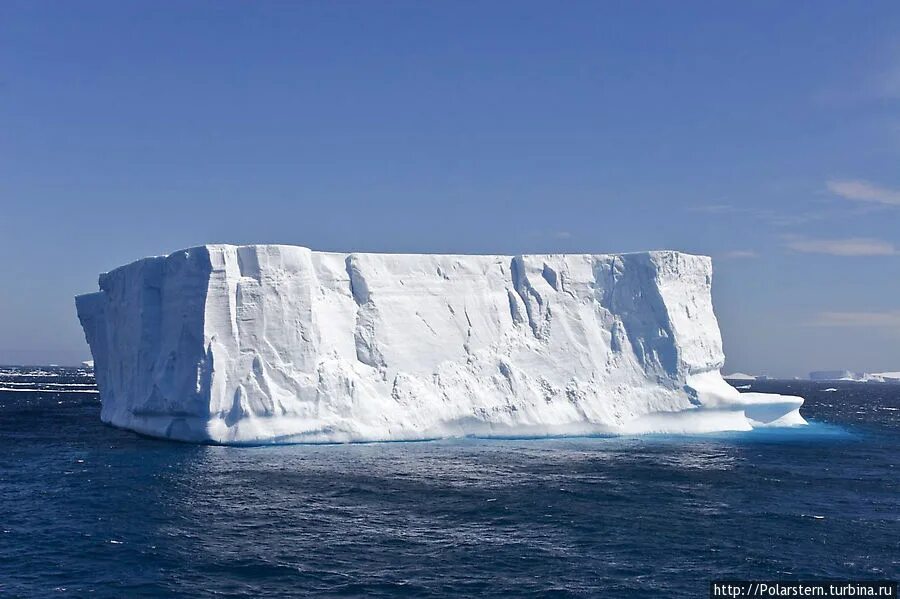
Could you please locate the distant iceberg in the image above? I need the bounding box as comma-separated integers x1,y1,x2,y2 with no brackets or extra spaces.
76,245,805,444
810,370,900,383
724,372,756,381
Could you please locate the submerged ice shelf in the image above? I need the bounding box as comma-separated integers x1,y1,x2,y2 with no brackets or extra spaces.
76,245,805,444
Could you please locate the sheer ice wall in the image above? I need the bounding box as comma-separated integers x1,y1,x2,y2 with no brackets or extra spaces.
76,245,804,444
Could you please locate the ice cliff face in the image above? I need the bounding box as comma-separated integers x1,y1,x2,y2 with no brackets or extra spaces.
76,245,805,444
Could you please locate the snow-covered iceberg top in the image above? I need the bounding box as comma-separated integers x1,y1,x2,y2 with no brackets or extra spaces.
75,244,805,444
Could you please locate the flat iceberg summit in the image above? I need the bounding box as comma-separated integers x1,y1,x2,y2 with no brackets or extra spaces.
76,244,805,444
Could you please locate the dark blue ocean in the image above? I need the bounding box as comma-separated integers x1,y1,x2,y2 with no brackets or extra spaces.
1,367,897,598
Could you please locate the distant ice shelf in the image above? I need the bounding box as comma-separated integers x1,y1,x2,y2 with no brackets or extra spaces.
809,370,900,383
76,245,806,444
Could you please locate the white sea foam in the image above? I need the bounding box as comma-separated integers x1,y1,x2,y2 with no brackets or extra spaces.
0,381,97,388
0,387,99,394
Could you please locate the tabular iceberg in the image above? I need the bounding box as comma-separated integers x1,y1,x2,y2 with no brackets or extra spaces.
76,244,805,444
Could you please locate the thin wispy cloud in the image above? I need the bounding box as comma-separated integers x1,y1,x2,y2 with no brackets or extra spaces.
784,236,897,256
810,310,900,329
826,179,900,206
687,203,825,227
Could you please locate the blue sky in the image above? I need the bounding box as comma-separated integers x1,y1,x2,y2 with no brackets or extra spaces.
2,1,899,376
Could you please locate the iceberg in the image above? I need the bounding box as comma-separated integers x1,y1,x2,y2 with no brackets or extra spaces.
75,245,805,444
723,372,756,381
809,370,900,383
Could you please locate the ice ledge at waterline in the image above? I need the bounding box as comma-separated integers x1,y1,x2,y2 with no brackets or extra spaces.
75,244,805,444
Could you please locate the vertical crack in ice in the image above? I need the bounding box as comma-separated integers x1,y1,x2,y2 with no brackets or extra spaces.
345,254,369,306
463,306,473,359
506,290,524,326
345,254,384,371
510,256,545,338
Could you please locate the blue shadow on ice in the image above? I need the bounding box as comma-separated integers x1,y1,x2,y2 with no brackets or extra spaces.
239,420,858,449
616,420,858,446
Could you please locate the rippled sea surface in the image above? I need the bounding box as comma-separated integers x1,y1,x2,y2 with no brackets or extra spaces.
1,368,898,597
